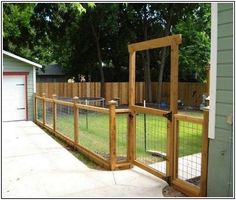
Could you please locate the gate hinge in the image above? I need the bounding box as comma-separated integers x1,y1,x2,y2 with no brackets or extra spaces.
163,176,171,185
129,113,134,119
163,111,172,121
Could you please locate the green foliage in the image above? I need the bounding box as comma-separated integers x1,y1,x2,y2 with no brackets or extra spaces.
3,3,87,65
3,3,36,61
175,4,211,82
3,3,211,82
3,3,35,38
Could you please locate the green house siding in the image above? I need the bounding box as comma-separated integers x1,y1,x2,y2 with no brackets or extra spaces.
3,55,35,121
207,3,233,197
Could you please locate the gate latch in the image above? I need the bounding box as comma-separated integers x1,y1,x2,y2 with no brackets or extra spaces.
163,111,172,121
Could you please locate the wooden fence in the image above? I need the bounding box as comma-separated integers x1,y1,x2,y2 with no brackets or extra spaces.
34,93,209,197
34,94,131,170
37,82,207,107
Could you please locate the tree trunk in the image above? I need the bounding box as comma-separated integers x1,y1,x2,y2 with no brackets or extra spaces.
90,22,105,98
143,5,152,103
157,47,167,104
142,51,152,102
96,40,105,98
157,5,173,106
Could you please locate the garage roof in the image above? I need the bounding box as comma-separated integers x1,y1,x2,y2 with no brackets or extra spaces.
3,50,42,68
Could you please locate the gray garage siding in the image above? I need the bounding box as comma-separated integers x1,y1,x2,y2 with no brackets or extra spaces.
3,54,34,121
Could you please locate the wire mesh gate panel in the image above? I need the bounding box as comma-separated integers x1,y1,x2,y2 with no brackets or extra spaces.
176,121,202,182
130,105,172,179
135,113,167,174
172,113,208,196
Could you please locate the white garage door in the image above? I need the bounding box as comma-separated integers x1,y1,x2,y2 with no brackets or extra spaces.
3,75,27,121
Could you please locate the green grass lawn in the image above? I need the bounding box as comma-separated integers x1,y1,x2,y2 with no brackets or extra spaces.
39,108,203,166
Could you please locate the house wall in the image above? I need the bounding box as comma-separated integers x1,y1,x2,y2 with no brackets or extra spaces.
207,3,233,197
3,54,35,121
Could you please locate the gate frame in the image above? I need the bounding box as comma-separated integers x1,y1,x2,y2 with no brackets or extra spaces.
128,34,182,180
127,34,209,197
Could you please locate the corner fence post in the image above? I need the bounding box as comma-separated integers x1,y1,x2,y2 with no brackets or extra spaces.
42,93,46,125
200,108,209,196
73,96,79,145
109,100,117,170
52,94,57,132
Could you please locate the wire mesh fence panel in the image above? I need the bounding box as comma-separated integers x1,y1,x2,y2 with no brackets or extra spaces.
36,99,43,122
56,104,74,141
78,109,109,160
177,120,202,187
135,113,168,175
116,113,128,162
45,101,53,129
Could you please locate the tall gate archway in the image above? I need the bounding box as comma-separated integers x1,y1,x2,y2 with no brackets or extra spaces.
128,34,181,179
127,34,209,197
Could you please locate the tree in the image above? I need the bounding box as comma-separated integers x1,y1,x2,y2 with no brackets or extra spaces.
117,3,204,104
174,4,211,82
152,3,200,104
3,2,211,92
123,3,161,102
3,3,39,61
31,3,87,67
3,3,89,66
75,4,120,97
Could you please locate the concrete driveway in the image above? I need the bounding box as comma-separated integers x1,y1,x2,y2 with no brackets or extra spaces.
2,121,167,198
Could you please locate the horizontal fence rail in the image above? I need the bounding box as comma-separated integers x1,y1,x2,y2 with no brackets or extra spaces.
37,82,207,107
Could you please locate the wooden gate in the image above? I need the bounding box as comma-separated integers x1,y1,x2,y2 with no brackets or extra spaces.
128,35,209,196
172,110,209,196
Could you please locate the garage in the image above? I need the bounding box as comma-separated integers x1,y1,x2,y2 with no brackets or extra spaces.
3,51,42,121
3,74,28,121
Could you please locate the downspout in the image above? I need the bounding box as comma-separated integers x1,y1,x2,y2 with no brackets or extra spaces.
208,3,218,139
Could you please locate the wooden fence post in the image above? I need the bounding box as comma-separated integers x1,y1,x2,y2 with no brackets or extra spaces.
167,39,180,183
73,96,79,145
200,108,209,196
52,94,57,132
109,100,117,170
127,112,135,166
42,93,46,125
128,48,136,167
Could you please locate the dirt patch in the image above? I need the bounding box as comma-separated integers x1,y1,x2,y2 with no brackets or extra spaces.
162,185,186,197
